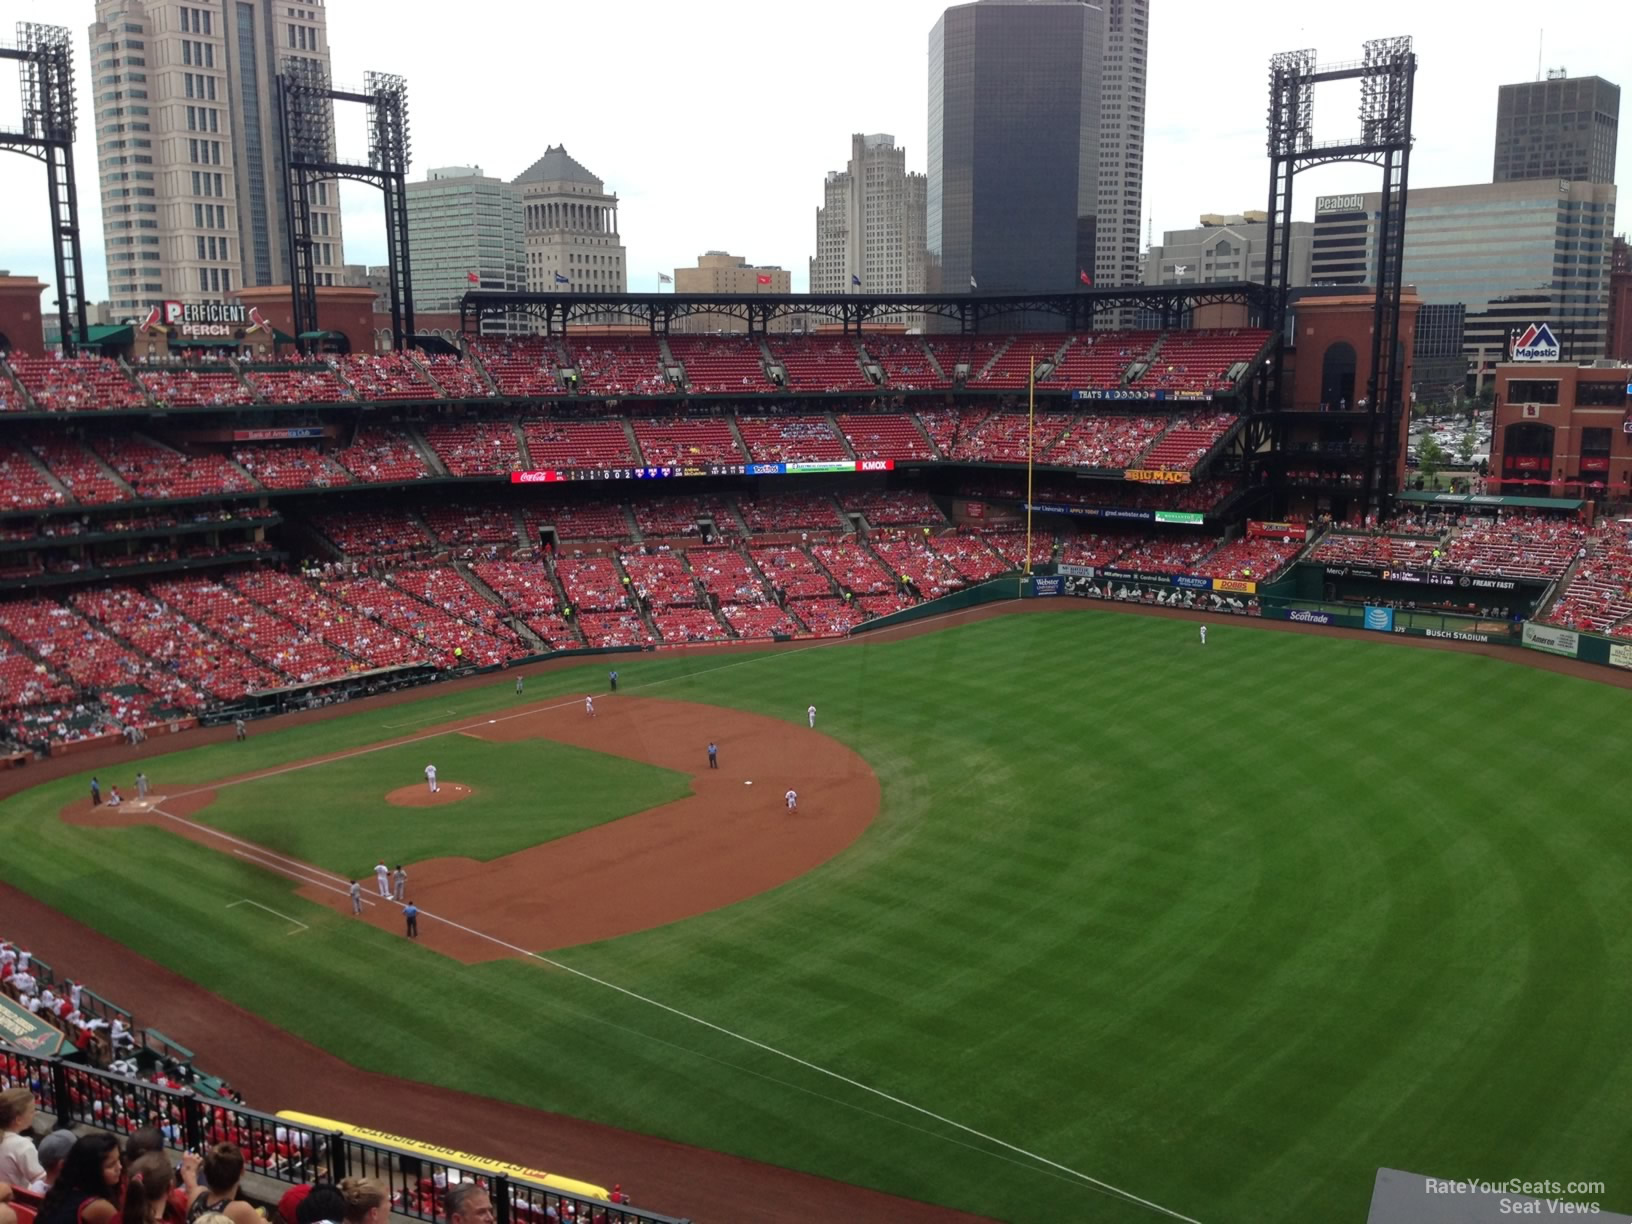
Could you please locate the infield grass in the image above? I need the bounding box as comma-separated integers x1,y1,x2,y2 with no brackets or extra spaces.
4,608,1631,1223
184,737,691,878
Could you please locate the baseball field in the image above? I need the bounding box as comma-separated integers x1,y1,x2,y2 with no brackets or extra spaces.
3,605,1630,1223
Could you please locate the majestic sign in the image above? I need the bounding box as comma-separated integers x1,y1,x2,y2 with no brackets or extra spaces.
1510,323,1561,362
1316,194,1365,214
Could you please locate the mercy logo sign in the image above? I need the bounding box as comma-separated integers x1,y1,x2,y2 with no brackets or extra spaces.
1510,323,1560,362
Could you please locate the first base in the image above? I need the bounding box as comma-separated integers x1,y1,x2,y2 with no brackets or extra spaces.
744,780,753,786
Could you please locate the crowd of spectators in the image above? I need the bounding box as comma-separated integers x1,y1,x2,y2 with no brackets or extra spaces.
1540,529,1632,634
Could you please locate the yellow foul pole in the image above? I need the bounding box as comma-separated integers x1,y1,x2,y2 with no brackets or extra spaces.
1023,355,1036,591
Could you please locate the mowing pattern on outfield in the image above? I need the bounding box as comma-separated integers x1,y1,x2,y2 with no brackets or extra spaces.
3,613,1630,1223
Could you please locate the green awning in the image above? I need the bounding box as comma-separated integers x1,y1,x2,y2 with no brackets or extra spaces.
80,324,133,346
1396,491,1584,511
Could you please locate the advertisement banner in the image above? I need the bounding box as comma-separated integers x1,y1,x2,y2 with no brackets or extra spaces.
1031,576,1063,597
1123,468,1193,485
232,427,325,442
1056,563,1096,578
1247,520,1308,541
1363,606,1395,633
0,994,75,1055
1072,388,1214,403
1021,502,1156,522
1153,511,1206,525
1423,628,1497,644
1522,622,1580,658
1287,608,1335,626
965,501,986,520
1213,578,1259,595
1609,643,1632,671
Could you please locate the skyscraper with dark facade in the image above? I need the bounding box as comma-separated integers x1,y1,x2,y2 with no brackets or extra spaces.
1492,74,1619,185
928,0,1146,312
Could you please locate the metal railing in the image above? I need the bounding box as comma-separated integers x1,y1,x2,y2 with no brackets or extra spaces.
0,1051,690,1224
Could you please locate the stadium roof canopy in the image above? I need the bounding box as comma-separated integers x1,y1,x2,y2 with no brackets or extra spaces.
1396,491,1585,511
459,282,1271,336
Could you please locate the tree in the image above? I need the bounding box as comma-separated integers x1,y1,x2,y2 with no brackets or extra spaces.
1457,422,1477,466
1418,436,1448,485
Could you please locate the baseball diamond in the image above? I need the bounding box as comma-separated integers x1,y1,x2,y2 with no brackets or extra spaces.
3,603,1632,1224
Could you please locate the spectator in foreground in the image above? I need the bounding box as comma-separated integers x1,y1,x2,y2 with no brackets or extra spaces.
336,1179,388,1224
182,1145,257,1224
292,1186,345,1224
35,1133,122,1224
122,1133,190,1224
121,1154,178,1224
0,1088,44,1190
445,1185,494,1224
37,1130,78,1191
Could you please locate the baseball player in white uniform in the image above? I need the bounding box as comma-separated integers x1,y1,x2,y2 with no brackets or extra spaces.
785,788,798,812
807,704,817,729
349,881,363,915
1199,624,1208,646
374,860,391,898
392,865,407,902
425,763,439,793
586,695,596,717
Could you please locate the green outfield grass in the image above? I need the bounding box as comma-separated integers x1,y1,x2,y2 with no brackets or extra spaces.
4,610,1631,1223
182,737,691,878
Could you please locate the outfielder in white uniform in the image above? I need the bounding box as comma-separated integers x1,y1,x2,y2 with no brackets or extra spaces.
586,695,596,717
807,705,816,729
349,881,363,915
1199,625,1208,646
425,763,439,793
785,788,798,812
374,860,391,898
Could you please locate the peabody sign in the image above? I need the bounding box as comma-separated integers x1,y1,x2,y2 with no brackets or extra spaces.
1316,194,1364,214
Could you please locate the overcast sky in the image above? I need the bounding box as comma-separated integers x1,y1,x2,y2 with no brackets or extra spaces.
0,0,1626,303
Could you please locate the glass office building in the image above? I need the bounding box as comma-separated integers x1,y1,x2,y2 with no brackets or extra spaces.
1311,180,1618,378
930,0,1139,316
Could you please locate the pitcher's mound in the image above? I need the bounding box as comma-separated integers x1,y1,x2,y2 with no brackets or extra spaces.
386,783,473,807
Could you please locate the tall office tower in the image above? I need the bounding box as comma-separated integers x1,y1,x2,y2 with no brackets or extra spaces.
1311,180,1619,374
811,134,928,329
1096,0,1148,293
928,0,1146,319
1493,73,1619,185
405,167,526,334
514,145,625,299
89,0,346,315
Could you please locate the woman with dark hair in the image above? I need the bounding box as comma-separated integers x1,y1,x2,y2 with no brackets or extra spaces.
35,1133,122,1224
181,1146,256,1224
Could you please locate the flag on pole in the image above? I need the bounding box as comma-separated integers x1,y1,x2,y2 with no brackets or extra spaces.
969,274,978,290
756,274,772,285
554,272,570,284
851,273,862,287
466,271,480,284
1079,269,1092,286
658,272,673,284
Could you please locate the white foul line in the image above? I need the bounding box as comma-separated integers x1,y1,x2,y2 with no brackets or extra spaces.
224,897,308,933
155,804,1199,1222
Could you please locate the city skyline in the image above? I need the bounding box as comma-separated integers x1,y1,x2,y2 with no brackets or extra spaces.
0,0,1628,309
